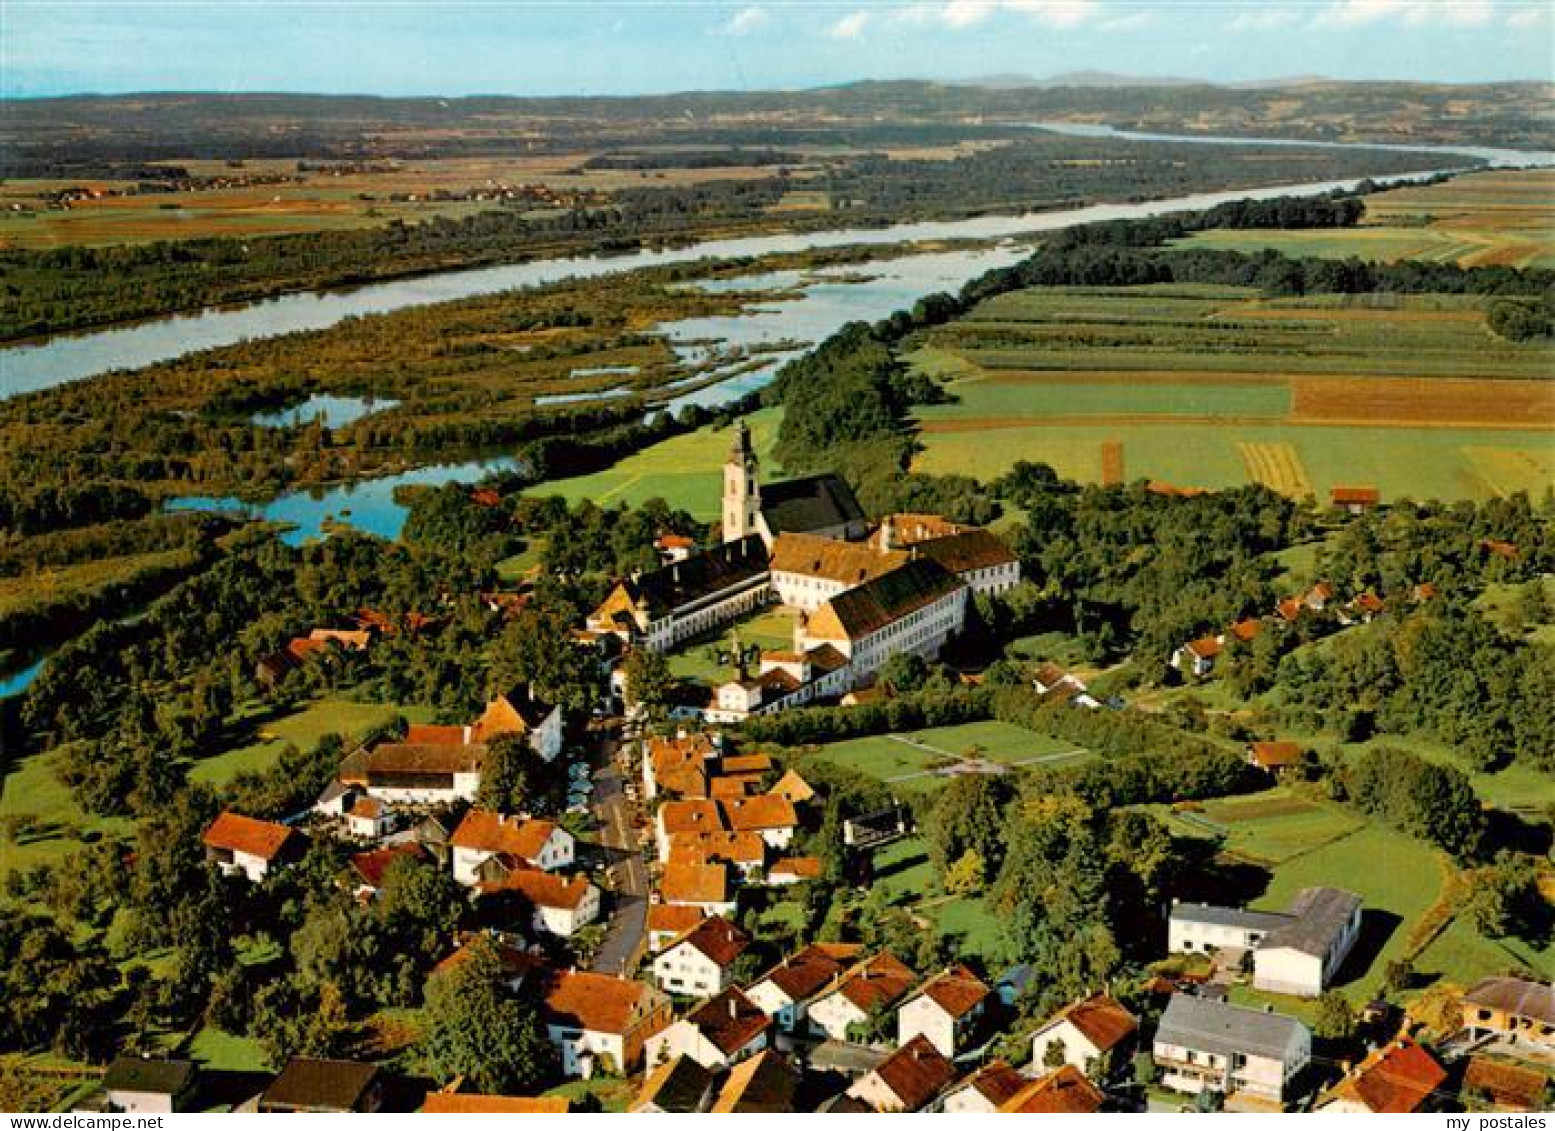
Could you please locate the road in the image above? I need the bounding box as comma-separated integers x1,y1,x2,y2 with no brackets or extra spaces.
588,734,649,976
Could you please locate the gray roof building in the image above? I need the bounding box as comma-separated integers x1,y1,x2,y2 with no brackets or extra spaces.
102,1057,196,1100
1170,902,1294,933
1155,995,1309,1063
1263,888,1363,958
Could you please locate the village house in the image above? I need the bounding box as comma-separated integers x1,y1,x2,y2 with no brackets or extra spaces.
709,1049,802,1113
659,855,738,917
471,685,564,761
481,869,601,938
705,642,853,722
1028,991,1139,1078
768,768,816,806
652,915,751,998
745,942,864,1038
643,732,717,801
721,793,798,851
1245,740,1304,778
646,987,772,1071
647,904,709,953
796,558,969,680
449,809,575,884
1331,485,1381,514
1315,1034,1446,1114
632,1054,716,1113
258,1058,384,1113
938,1060,1029,1114
1169,886,1362,998
344,741,487,804
806,951,919,1043
1153,995,1312,1105
540,969,672,1077
1032,662,1100,708
655,533,697,564
340,793,395,840
201,811,302,883
430,934,539,993
1172,635,1222,678
895,964,991,1058
100,1057,196,1114
1459,976,1555,1054
347,842,428,901
672,830,767,881
768,856,822,885
997,1065,1107,1114
656,799,726,860
846,1034,957,1113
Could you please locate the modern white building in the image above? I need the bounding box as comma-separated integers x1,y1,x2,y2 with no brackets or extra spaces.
1153,995,1311,1105
1169,887,1362,998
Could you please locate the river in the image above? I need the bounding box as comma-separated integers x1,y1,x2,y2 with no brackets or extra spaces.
1,128,1548,697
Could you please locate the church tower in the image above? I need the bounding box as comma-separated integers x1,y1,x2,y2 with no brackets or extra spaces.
723,420,761,543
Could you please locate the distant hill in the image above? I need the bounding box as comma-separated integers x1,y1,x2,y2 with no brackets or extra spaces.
956,71,1338,90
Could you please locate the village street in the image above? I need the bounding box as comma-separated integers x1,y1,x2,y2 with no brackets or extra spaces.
588,734,649,975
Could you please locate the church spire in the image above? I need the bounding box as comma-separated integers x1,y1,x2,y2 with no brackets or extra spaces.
723,419,761,543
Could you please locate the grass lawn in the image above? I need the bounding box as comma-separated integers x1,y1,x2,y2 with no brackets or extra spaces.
186,1026,270,1074
524,407,783,521
869,835,1005,967
806,720,1088,793
1194,791,1369,867
1334,735,1553,815
0,744,134,875
1473,577,1555,648
666,604,800,686
494,537,547,581
1254,821,1447,1003
190,697,435,787
1414,913,1554,986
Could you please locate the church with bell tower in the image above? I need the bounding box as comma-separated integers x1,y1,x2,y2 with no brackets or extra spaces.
723,419,761,543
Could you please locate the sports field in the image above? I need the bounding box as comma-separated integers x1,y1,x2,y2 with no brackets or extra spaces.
525,407,783,520
807,719,1091,794
1176,169,1555,269
908,283,1554,501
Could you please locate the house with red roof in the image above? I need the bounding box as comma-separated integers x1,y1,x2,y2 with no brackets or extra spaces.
540,969,672,1077
645,986,772,1071
895,964,991,1058
846,1034,956,1113
1028,991,1139,1079
202,812,303,883
449,809,574,884
1316,1035,1446,1113
806,951,919,1043
652,915,751,999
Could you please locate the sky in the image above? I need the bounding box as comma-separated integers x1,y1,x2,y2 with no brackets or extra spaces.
4,1,1552,98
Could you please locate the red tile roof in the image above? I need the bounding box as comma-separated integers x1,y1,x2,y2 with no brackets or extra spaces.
754,943,864,1002
868,1035,956,1111
1332,486,1380,506
349,842,426,890
660,799,726,838
710,1050,800,1113
720,794,797,832
202,812,297,861
665,915,750,968
1323,1035,1445,1114
831,951,918,1013
403,723,469,745
647,904,707,938
541,969,652,1036
950,1061,1028,1108
1248,741,1303,770
915,964,990,1020
685,987,771,1056
450,810,560,860
661,854,730,906
770,856,822,880
484,869,593,911
1051,991,1138,1054
999,1065,1105,1113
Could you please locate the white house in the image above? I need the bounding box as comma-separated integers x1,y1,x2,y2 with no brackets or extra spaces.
347,741,486,804
645,987,771,1071
846,1035,957,1113
744,943,863,1036
1153,995,1311,1105
449,809,575,885
895,965,990,1058
1028,992,1138,1077
652,916,751,999
100,1057,196,1114
201,811,301,883
938,1061,1030,1114
1169,902,1295,956
541,970,672,1078
342,794,396,841
806,952,919,1044
483,870,600,938
720,794,797,852
471,686,564,762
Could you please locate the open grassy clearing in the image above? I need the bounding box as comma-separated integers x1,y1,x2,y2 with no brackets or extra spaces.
1473,577,1555,648
0,549,199,617
1158,789,1368,865
666,604,799,686
525,407,783,520
870,834,1005,968
189,696,433,787
806,720,1090,794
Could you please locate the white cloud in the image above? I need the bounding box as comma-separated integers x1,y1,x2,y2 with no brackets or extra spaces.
942,0,996,28
722,6,771,35
1229,9,1301,31
1506,4,1546,27
1321,0,1495,27
827,9,871,39
1003,0,1101,28
891,0,1103,31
